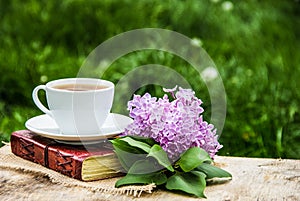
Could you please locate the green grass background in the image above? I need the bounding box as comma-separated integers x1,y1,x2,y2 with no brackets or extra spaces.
1,0,299,158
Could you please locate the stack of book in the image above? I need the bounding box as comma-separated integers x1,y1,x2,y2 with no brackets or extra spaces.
10,130,124,181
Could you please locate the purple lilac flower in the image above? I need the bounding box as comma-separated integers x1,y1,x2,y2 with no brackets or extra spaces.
124,86,223,160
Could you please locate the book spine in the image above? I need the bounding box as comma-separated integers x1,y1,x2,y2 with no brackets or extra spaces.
10,130,84,180
10,130,47,166
47,146,83,180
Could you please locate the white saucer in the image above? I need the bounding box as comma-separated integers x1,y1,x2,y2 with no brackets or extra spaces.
25,113,133,144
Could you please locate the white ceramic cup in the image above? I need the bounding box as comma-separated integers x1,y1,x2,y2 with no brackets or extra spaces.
32,78,114,135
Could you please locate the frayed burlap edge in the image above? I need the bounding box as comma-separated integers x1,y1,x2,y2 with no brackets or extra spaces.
0,144,156,197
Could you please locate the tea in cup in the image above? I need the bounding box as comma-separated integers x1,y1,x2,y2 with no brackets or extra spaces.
32,78,114,135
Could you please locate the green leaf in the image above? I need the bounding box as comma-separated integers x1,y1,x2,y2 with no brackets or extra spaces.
110,138,144,154
196,163,232,179
147,144,174,172
129,136,157,146
112,145,146,171
119,136,152,153
166,171,207,198
110,137,149,171
178,147,212,172
128,159,161,174
115,172,167,187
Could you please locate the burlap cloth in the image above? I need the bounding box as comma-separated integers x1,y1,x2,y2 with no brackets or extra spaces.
0,143,155,198
3,142,299,201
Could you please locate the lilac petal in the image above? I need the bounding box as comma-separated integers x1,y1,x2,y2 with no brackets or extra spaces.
124,86,222,159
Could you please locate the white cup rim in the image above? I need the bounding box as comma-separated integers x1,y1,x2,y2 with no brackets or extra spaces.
45,78,114,93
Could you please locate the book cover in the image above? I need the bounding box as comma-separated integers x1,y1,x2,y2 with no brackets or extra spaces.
10,130,124,181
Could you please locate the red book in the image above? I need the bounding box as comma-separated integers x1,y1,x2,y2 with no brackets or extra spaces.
10,130,124,181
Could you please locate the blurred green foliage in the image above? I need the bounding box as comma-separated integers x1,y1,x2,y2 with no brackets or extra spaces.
0,0,299,158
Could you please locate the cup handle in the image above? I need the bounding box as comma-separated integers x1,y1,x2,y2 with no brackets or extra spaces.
32,85,53,117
